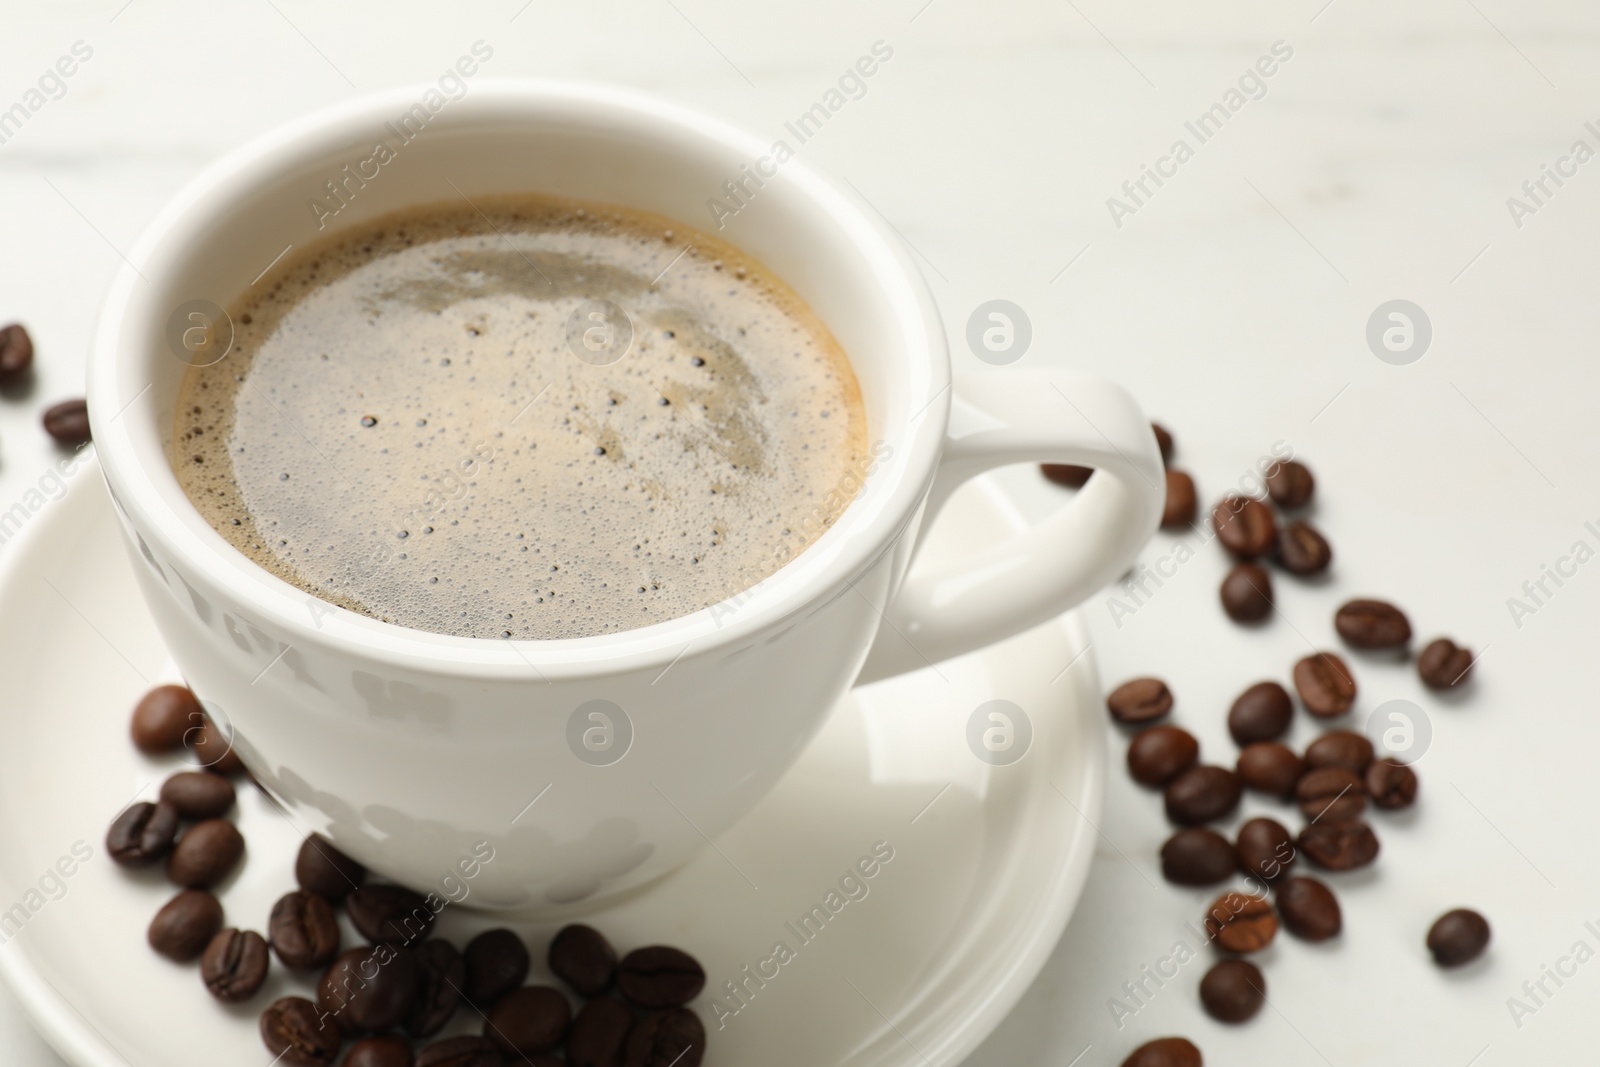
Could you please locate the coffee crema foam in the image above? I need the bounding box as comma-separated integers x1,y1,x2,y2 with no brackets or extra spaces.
173,196,867,639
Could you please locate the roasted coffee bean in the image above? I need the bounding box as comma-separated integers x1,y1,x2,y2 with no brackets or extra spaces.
1121,1037,1202,1067
1296,767,1367,824
1303,730,1374,774
269,890,341,969
1106,677,1173,725
1203,890,1278,953
1164,766,1242,826
201,927,269,1002
295,834,366,901
191,713,246,776
618,946,707,1009
260,996,341,1067
464,928,530,1006
1427,909,1491,967
1199,959,1265,1023
1298,821,1380,870
344,1035,416,1067
1293,652,1357,717
568,996,634,1067
1152,422,1174,466
317,944,419,1034
1236,742,1304,799
1366,758,1418,810
549,924,618,997
623,1008,706,1067
1228,681,1292,745
1041,463,1092,488
107,800,179,867
130,684,203,754
1274,520,1332,575
1235,817,1296,884
1220,563,1273,623
1127,726,1199,787
148,888,223,962
1265,459,1314,508
1418,637,1474,689
167,818,244,889
1335,598,1412,650
347,883,434,945
484,986,571,1055
1162,470,1197,530
1212,496,1276,559
407,938,465,1038
1161,828,1237,886
159,771,236,819
0,323,33,384
42,398,90,445
416,1036,507,1067
1276,877,1341,941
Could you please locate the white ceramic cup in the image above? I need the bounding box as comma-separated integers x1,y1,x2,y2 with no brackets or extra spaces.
87,81,1163,911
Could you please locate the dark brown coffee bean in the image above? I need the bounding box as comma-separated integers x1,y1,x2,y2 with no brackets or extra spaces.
1236,742,1304,800
1212,496,1275,559
1303,730,1374,774
1199,959,1265,1023
1152,423,1174,466
159,771,236,819
1298,821,1379,870
416,1036,508,1067
1203,890,1278,953
191,713,246,776
269,890,341,969
568,996,634,1067
317,943,419,1034
618,946,706,1009
1235,817,1296,884
1162,470,1197,530
1335,598,1412,650
1274,520,1332,575
345,1035,416,1067
130,684,203,754
347,883,434,945
1276,877,1341,941
148,888,223,961
1121,1037,1202,1067
1227,682,1292,745
549,924,618,997
1366,758,1418,810
1427,909,1490,967
201,927,269,1002
1106,677,1173,725
42,398,90,445
166,817,244,889
484,985,571,1055
1293,652,1357,717
623,1008,705,1067
260,996,341,1067
1220,563,1273,623
463,928,530,1006
1164,765,1242,826
1161,828,1236,886
1041,463,1092,488
1127,725,1199,787
1265,460,1314,508
407,938,465,1038
107,800,179,867
0,323,34,384
1296,767,1367,824
1418,637,1474,689
295,834,366,901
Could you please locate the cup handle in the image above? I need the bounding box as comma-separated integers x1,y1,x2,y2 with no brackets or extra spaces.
855,371,1165,684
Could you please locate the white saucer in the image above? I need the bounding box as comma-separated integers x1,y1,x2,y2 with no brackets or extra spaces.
0,456,1104,1067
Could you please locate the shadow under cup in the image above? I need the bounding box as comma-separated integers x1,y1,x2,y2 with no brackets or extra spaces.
87,83,946,910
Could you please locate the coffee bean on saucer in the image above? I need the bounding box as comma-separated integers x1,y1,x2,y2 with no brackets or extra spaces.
159,771,236,819
1418,637,1474,689
1276,877,1341,941
347,883,434,945
107,800,179,867
1199,959,1265,1023
416,1035,508,1067
191,714,246,776
148,888,223,961
1228,681,1292,745
484,986,571,1055
295,834,366,901
464,928,530,1006
260,996,342,1067
568,996,635,1067
1152,423,1174,466
1203,890,1278,953
1236,742,1304,800
43,398,90,445
269,890,341,969
1298,821,1380,870
1041,464,1092,488
408,938,465,1038
1106,677,1172,725
318,943,419,1033
1296,767,1367,824
623,1008,706,1067
1274,520,1332,575
1121,1037,1202,1067
1265,460,1314,508
1164,766,1242,826
549,924,618,997
1212,496,1275,559
1235,817,1296,884
1220,563,1273,623
130,684,203,754
1127,725,1199,786
167,817,244,889
345,1035,416,1067
1365,758,1418,810
1427,909,1491,967
1162,470,1197,530
1293,652,1357,717
618,946,706,1009
0,323,34,383
1335,599,1412,650
201,927,269,1002
1161,828,1236,886
1303,731,1374,774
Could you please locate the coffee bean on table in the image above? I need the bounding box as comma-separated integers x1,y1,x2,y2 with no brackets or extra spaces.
201,927,269,1002
1126,725,1199,787
1212,496,1276,559
567,996,634,1067
130,684,203,754
1203,891,1278,953
260,995,342,1067
1041,464,1092,488
166,818,244,889
0,323,34,384
345,1035,416,1067
484,986,571,1055
1276,877,1341,941
1274,520,1332,575
1298,821,1380,870
159,771,236,819
1121,1037,1202,1067
1296,767,1367,824
148,889,223,962
1161,828,1237,886
1365,758,1419,809
1164,766,1242,826
1162,470,1197,530
549,923,618,997
191,713,246,776
1235,817,1296,884
295,834,366,901
1303,730,1374,774
1236,742,1304,799
464,928,530,1006
1335,598,1412,650
408,938,465,1038
107,800,179,867
1106,677,1173,725
347,883,434,945
1152,423,1174,466
1293,652,1357,717
618,946,707,1009
623,1008,706,1067
1418,637,1474,689
268,890,341,969
1199,959,1265,1023
416,1036,507,1067
1265,460,1314,509
1228,681,1292,745
43,398,91,445
1427,909,1491,967
1220,563,1273,623
318,944,419,1033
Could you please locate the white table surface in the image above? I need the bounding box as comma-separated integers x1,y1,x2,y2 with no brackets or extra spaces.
3,1,1598,1063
